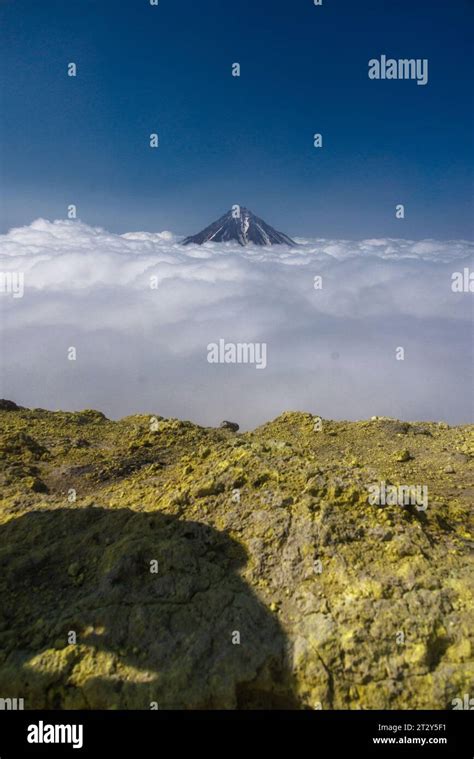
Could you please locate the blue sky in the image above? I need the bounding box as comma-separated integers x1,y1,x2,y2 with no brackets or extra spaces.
1,0,473,238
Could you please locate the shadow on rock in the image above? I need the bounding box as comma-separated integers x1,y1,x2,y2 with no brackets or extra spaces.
0,507,300,709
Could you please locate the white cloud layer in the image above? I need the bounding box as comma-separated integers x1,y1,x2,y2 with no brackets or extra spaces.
0,218,472,427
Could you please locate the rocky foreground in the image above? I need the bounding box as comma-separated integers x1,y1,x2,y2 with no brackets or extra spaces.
0,402,472,709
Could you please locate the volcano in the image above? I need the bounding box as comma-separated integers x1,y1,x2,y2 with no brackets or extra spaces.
182,206,295,246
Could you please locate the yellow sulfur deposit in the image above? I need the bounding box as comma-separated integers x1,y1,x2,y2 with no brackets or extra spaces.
0,403,472,709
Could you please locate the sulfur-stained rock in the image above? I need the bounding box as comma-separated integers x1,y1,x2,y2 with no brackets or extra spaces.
0,406,472,709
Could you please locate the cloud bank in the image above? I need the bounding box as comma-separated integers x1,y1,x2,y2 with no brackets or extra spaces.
0,218,472,428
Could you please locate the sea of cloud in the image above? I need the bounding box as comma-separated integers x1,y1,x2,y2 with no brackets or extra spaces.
0,218,472,428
